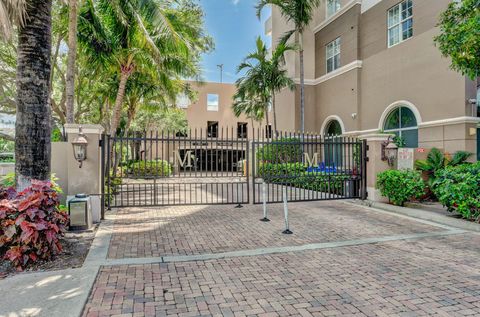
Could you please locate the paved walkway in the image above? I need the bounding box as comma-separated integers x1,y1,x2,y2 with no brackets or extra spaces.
2,201,480,317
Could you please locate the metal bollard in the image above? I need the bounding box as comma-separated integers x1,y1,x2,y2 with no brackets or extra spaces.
260,182,270,222
282,187,292,234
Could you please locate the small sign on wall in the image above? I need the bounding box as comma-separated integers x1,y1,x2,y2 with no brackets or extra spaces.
397,148,414,170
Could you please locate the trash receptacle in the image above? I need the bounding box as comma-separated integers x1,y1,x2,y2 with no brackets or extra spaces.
68,194,93,231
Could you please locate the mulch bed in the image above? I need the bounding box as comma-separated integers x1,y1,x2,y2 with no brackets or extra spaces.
0,225,97,279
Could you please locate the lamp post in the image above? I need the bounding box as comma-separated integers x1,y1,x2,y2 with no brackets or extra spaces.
72,126,88,168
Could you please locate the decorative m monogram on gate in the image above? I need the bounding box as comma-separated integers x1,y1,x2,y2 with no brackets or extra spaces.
175,150,194,168
303,152,319,167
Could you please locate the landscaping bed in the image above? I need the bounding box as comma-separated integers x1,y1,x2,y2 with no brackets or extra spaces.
376,148,479,223
0,225,97,278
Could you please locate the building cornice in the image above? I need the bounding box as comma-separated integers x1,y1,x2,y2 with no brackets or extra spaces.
418,116,480,128
313,0,362,34
294,60,363,86
341,117,480,136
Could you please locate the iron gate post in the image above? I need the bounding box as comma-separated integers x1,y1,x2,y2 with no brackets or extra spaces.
361,139,368,200
100,133,106,219
106,134,111,210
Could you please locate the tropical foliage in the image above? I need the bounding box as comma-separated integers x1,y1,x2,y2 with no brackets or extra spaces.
233,37,294,133
433,162,480,221
415,147,472,188
256,0,320,132
434,0,480,80
1,0,212,135
0,181,68,270
376,169,425,206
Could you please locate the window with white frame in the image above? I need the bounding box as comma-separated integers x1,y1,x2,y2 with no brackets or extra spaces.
326,38,341,73
326,0,341,18
207,94,219,111
387,0,413,47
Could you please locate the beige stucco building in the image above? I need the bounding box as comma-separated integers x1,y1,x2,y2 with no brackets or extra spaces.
177,81,268,139
268,0,480,160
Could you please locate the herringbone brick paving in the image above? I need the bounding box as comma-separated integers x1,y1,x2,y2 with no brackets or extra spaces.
107,202,442,258
84,232,480,317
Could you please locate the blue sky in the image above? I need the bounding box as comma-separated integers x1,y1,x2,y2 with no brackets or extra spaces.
199,0,271,83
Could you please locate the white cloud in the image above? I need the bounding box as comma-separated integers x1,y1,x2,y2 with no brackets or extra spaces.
232,0,240,5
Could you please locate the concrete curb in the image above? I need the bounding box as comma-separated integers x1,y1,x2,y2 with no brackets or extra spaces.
349,200,480,233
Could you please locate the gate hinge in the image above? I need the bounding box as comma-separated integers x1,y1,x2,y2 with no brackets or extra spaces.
366,145,370,151
99,139,103,147
365,157,369,162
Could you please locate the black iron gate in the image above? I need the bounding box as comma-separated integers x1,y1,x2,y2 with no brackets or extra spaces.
252,131,367,204
103,129,367,208
105,129,249,208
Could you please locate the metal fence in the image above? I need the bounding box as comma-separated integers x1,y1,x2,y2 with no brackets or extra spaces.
103,128,367,208
252,131,367,204
105,129,249,208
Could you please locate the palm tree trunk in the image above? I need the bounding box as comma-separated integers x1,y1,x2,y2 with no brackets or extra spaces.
15,0,53,191
65,0,78,123
299,32,305,133
109,65,133,136
272,93,277,136
265,106,270,138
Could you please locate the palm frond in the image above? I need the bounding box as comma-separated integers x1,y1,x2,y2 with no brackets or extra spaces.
448,151,472,166
0,0,27,40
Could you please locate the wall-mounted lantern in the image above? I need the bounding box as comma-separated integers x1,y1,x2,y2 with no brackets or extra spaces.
72,127,88,168
382,137,398,167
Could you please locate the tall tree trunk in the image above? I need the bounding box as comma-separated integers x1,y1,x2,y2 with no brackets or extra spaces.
15,0,53,191
265,105,270,138
299,32,305,133
65,0,78,123
272,93,277,136
109,65,133,136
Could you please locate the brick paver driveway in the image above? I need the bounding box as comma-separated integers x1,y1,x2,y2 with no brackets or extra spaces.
83,202,480,316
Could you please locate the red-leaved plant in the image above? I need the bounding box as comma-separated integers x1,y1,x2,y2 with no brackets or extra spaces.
0,180,68,270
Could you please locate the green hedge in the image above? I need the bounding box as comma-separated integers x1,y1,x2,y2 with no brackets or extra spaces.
256,138,302,163
257,162,305,182
432,162,480,221
257,162,352,196
376,169,425,206
130,160,172,177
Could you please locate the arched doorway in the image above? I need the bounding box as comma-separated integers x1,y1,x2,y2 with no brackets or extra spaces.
323,119,343,167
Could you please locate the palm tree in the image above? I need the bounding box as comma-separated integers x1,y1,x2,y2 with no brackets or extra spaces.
1,0,54,190
232,87,265,125
236,37,272,130
268,42,295,134
65,0,78,123
257,0,320,133
78,0,211,137
234,37,294,134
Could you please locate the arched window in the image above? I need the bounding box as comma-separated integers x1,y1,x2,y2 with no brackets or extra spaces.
383,106,418,148
325,120,342,136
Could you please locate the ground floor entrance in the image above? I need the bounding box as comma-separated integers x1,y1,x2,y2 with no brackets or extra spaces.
103,129,367,208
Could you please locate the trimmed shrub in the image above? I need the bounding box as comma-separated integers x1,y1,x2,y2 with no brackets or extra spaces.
432,162,480,221
257,162,352,195
292,173,351,195
257,162,305,182
256,138,302,163
0,180,68,270
130,160,172,177
376,169,425,206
